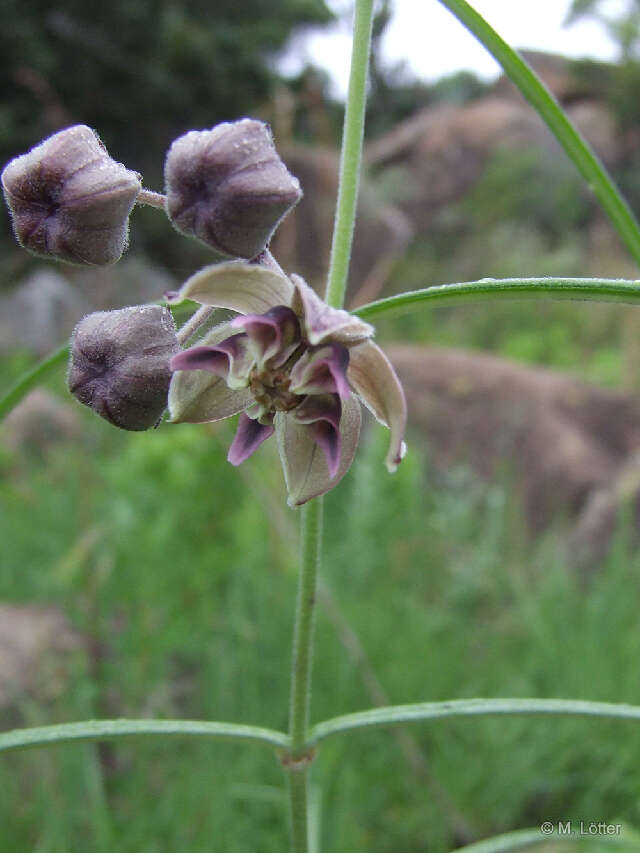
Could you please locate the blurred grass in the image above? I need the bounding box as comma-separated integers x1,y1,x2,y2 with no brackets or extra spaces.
2,136,640,849
2,380,640,850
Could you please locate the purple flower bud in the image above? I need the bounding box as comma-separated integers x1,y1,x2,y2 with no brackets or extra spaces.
2,125,141,265
164,119,302,259
68,306,180,430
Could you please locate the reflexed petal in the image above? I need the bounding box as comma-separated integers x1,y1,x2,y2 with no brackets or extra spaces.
275,396,361,507
231,306,300,366
292,275,374,345
168,321,253,422
170,333,254,389
347,340,407,472
178,262,294,314
228,413,275,466
168,373,252,424
289,343,351,400
292,393,342,478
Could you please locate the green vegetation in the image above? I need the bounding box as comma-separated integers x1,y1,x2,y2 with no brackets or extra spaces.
1,349,640,850
6,0,640,849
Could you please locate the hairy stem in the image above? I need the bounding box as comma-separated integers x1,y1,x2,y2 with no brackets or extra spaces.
286,1,374,848
176,304,217,345
286,499,323,851
324,0,375,309
135,189,167,209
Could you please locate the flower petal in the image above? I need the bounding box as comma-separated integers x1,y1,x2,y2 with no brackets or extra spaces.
228,413,275,466
292,275,374,346
292,393,342,478
275,396,361,507
347,340,407,472
289,343,351,400
178,262,294,314
168,322,253,422
231,305,300,366
170,333,254,390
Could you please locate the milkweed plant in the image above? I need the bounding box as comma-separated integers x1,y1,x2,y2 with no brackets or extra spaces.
4,1,640,851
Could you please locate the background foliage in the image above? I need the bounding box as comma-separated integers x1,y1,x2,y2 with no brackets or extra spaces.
4,1,640,850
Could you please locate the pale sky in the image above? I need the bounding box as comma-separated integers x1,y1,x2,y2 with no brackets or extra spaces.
281,0,626,97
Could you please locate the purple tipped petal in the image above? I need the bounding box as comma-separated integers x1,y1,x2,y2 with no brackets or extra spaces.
228,412,275,466
231,305,300,366
168,321,254,423
311,420,340,479
347,340,407,472
289,343,351,400
170,333,254,389
171,344,233,375
291,393,342,479
275,396,361,506
292,275,374,346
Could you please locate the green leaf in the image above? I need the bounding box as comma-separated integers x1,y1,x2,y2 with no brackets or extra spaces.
309,697,640,745
353,277,640,323
437,0,640,267
0,343,69,422
452,826,640,853
0,719,289,754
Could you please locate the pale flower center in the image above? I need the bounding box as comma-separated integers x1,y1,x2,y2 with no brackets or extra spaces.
248,366,300,413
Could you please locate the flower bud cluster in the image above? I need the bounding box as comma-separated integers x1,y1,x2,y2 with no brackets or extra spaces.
3,119,302,431
3,120,405,500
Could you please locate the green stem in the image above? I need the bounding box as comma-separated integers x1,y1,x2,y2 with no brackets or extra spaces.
324,0,375,309
286,1,374,847
0,343,69,422
353,277,640,322
437,0,640,267
289,500,323,753
286,498,323,852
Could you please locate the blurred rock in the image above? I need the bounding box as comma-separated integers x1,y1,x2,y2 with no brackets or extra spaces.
570,453,640,568
388,346,640,552
3,389,83,456
0,259,176,356
0,603,83,708
492,51,587,103
273,146,413,301
0,268,89,355
69,255,176,311
365,95,619,234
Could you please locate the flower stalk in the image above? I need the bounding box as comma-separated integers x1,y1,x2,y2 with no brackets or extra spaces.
288,499,324,756
285,0,375,849
285,500,323,852
325,0,375,310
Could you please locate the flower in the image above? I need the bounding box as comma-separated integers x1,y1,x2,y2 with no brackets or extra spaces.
164,119,302,259
1,125,141,265
68,305,180,430
169,263,407,505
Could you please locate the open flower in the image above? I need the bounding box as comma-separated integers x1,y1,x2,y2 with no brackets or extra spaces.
169,263,406,505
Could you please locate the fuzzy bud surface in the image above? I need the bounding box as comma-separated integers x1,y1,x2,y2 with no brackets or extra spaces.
2,125,141,265
68,305,179,430
164,119,301,259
